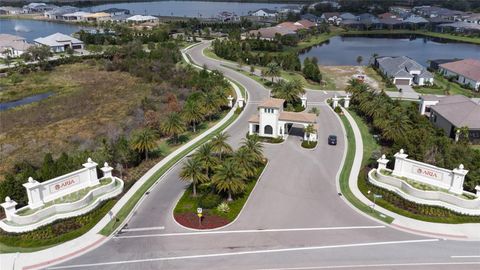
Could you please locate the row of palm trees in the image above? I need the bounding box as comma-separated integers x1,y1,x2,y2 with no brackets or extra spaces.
131,88,229,160
180,133,265,201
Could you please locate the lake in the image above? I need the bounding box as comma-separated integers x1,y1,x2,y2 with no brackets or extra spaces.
299,35,480,66
87,0,290,17
1,19,85,42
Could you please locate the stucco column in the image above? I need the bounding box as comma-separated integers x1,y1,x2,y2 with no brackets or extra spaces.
238,97,245,108
83,158,99,186
377,154,389,171
249,123,254,135
332,95,340,108
476,186,480,197
301,94,307,108
454,130,460,143
227,95,234,108
450,164,468,195
1,197,17,221
22,177,44,209
344,95,351,108
392,149,408,177
101,162,114,180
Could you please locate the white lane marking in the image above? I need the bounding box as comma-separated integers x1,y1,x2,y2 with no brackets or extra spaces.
121,226,165,232
47,239,438,269
451,255,480,258
255,261,480,270
113,226,386,239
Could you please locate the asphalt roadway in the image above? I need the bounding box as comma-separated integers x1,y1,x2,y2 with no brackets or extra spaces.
51,41,480,270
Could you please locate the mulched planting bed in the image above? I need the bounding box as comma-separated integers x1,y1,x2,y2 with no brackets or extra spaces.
175,212,230,229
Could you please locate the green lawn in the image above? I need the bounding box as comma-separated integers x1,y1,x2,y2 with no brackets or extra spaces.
338,112,394,224
414,73,480,98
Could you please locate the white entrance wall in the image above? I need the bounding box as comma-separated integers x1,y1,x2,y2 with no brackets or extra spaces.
390,149,468,195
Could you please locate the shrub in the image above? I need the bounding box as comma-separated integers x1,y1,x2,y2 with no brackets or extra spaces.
217,202,230,213
334,106,342,114
198,193,222,209
301,141,317,149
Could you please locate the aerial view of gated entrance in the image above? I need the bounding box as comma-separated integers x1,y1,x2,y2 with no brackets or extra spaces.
1,0,480,269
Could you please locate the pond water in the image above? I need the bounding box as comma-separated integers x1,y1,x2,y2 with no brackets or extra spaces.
87,0,290,17
299,35,480,66
1,19,86,42
0,92,54,111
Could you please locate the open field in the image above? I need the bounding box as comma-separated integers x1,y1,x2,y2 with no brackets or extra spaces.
0,62,152,178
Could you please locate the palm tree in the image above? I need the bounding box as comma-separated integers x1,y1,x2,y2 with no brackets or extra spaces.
381,108,412,142
202,91,222,120
130,128,157,160
234,147,257,178
180,158,208,197
265,61,280,83
210,132,232,160
272,79,304,105
242,135,264,163
213,159,246,201
194,143,218,177
160,112,186,144
182,100,205,132
304,124,316,142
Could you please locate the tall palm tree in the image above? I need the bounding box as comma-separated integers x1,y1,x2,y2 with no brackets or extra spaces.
304,124,316,142
130,128,157,160
265,61,280,83
210,132,232,160
160,112,186,144
182,100,205,132
180,158,208,197
381,108,412,142
242,135,264,163
194,143,218,177
234,147,256,178
213,159,246,201
202,91,222,120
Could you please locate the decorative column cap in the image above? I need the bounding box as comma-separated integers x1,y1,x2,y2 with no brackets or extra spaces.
301,94,307,99
82,157,98,168
101,162,113,172
394,149,408,159
332,94,340,100
475,185,480,192
377,154,389,163
453,164,468,175
22,177,40,188
1,196,17,208
227,95,233,100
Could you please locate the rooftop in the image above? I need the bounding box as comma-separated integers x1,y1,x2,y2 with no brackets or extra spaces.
439,59,480,81
34,32,83,47
279,111,317,123
259,98,285,108
431,95,480,129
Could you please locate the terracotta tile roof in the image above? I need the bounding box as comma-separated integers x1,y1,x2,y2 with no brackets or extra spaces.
276,22,305,31
248,114,259,123
439,59,480,82
279,111,317,123
259,98,285,108
296,19,316,28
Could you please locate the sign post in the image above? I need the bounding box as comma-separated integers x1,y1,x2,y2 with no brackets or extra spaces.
197,207,203,227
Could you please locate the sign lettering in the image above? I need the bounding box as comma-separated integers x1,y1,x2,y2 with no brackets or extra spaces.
49,176,80,193
412,165,443,181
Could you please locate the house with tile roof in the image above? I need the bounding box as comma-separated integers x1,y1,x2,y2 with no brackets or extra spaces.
0,34,32,58
248,98,317,142
420,95,480,143
34,32,84,53
439,59,480,91
375,56,433,86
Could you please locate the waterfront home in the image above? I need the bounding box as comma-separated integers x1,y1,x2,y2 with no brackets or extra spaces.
83,12,111,22
378,12,397,20
0,34,32,58
217,11,240,22
320,12,341,25
437,22,480,34
62,11,91,21
248,27,296,40
439,59,480,91
413,6,464,20
428,59,463,71
22,3,57,13
34,33,84,53
419,95,480,143
375,56,433,86
44,6,78,20
340,12,356,21
105,14,131,23
100,8,130,16
126,15,159,23
462,13,480,24
300,13,321,23
403,15,429,25
249,8,277,18
0,6,23,15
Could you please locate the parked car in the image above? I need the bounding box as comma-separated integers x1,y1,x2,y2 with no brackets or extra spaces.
328,135,337,145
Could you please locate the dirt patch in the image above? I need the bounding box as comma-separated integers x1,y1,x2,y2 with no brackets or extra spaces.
174,212,230,229
319,66,381,90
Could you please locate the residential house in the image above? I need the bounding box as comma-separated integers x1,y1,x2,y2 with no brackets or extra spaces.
439,59,480,91
279,5,301,14
340,12,356,21
105,14,131,23
34,32,84,53
249,27,296,40
126,15,159,23
389,6,412,18
300,13,320,23
378,18,404,29
413,6,464,20
357,13,380,26
428,59,462,71
0,6,23,14
420,95,480,143
403,15,429,25
249,9,277,18
320,12,341,25
217,11,240,22
462,13,480,24
44,6,78,20
378,12,397,20
100,8,130,16
83,12,111,22
0,34,32,58
309,1,341,10
437,22,480,34
294,20,317,29
62,11,91,21
376,56,433,86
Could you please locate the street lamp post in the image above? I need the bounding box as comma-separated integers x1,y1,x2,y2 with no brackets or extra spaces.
368,190,382,212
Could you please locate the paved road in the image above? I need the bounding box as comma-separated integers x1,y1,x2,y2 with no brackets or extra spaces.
52,41,480,270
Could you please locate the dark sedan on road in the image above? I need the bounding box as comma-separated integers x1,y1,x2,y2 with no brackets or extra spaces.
328,135,337,145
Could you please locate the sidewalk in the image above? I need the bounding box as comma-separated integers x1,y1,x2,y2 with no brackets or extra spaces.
0,42,244,270
342,108,480,241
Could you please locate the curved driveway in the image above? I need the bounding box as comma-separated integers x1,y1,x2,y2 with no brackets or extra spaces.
52,41,480,270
